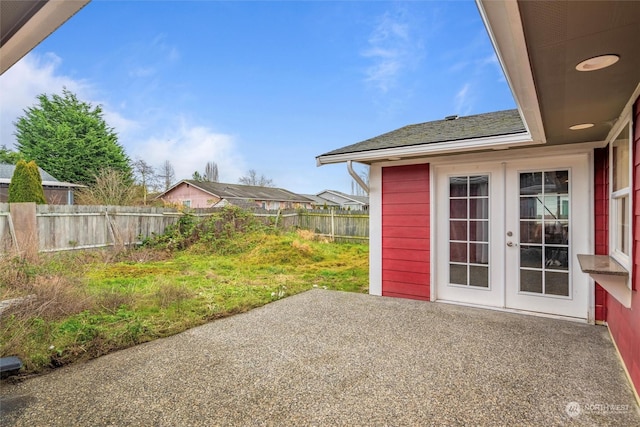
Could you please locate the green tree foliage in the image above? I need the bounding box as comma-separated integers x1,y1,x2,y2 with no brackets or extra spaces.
0,145,24,164
14,88,132,185
8,160,47,204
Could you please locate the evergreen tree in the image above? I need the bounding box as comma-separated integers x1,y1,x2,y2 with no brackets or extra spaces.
14,88,132,185
8,160,47,204
0,145,24,164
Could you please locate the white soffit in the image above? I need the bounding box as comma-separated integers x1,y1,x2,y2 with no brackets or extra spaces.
0,0,90,75
476,0,546,145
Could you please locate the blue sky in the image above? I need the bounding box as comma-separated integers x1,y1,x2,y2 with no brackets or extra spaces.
0,0,515,194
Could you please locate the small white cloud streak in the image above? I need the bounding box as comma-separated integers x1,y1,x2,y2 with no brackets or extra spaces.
362,11,414,93
455,83,472,116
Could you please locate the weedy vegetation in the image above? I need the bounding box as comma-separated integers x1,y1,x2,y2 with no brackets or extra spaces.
0,207,368,376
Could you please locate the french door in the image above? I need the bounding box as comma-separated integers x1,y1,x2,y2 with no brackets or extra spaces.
435,155,590,319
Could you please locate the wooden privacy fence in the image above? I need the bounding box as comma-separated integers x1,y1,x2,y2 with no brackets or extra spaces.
251,209,368,243
0,203,183,254
0,204,369,254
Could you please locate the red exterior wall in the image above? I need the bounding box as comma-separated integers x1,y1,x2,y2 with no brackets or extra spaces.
381,164,430,300
593,147,609,322
607,96,640,394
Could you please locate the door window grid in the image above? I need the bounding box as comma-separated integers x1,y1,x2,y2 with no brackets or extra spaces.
449,175,489,288
519,170,570,297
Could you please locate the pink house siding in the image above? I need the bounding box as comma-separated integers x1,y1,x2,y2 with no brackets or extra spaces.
606,95,640,394
161,183,220,208
381,164,430,300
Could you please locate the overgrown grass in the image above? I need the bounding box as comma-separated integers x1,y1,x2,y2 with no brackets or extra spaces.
0,211,368,376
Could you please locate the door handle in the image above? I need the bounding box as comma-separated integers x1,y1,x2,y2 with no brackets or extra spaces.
507,241,516,247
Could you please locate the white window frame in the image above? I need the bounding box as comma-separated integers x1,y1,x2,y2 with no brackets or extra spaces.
609,113,633,273
183,199,191,208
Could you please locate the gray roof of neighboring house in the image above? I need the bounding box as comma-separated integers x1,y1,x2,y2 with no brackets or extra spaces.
319,109,526,157
160,180,313,203
319,190,369,205
0,163,58,181
300,194,340,206
0,163,82,186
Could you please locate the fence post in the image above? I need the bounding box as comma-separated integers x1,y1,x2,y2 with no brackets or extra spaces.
9,202,38,259
274,209,281,228
6,212,19,252
105,210,116,246
330,209,335,241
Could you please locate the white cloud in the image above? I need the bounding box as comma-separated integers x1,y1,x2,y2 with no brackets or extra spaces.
0,53,89,148
362,10,416,93
128,120,246,184
0,53,245,188
455,83,472,116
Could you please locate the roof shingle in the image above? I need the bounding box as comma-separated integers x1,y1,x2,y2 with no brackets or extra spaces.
319,109,526,157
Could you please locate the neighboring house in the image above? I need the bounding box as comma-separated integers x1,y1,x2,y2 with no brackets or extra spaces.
156,180,313,210
300,193,340,210
316,190,369,211
0,163,81,204
317,1,640,396
302,190,369,210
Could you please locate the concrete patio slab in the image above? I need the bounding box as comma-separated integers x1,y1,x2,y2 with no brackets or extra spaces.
1,289,639,426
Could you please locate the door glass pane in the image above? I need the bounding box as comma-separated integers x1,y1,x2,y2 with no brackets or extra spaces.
469,266,489,288
520,197,540,219
450,221,467,241
449,175,490,288
545,246,569,270
520,172,542,195
449,264,467,285
450,177,468,197
545,272,569,296
546,170,569,194
450,242,467,263
520,222,542,244
545,222,568,244
469,221,488,242
519,170,570,297
469,176,488,196
521,270,542,293
469,198,488,219
469,243,489,264
450,199,467,219
520,245,542,268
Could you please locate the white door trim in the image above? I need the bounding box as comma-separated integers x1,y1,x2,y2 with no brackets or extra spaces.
432,153,593,321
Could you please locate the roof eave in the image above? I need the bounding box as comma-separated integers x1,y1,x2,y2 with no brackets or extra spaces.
1,0,90,75
317,131,536,166
476,0,545,145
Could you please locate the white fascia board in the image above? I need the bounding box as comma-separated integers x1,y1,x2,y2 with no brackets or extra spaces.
0,0,91,75
317,131,535,166
476,0,545,145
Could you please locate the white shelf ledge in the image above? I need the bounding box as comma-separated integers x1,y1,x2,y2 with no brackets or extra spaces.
577,254,632,308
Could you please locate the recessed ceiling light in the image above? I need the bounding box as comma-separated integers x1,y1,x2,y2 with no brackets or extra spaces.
576,54,619,71
569,123,594,130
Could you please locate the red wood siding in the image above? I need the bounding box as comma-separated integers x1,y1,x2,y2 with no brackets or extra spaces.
593,147,609,322
382,164,430,300
607,96,640,395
